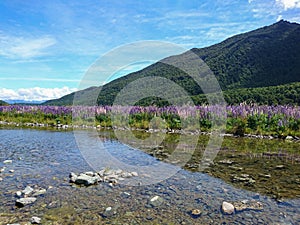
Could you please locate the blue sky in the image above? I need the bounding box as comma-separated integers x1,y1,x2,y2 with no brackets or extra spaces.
0,0,299,101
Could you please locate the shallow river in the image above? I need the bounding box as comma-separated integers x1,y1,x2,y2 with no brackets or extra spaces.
0,128,299,224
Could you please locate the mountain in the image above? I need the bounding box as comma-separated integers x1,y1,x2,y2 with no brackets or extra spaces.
44,20,300,106
42,86,101,106
6,100,45,105
0,100,8,106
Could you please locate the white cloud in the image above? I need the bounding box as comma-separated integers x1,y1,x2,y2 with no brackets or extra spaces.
0,87,77,101
277,14,283,21
0,35,56,59
276,0,300,10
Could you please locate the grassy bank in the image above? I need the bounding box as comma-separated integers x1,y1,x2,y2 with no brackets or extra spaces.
0,105,299,137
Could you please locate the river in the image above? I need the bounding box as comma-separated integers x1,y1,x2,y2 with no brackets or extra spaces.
0,128,299,224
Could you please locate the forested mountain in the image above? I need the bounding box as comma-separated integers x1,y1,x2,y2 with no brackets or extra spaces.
43,20,300,106
0,100,8,106
42,86,100,106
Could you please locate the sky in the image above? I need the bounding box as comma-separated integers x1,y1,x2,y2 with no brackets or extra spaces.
0,0,299,101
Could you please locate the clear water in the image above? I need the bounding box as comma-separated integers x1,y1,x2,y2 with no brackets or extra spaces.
0,128,299,224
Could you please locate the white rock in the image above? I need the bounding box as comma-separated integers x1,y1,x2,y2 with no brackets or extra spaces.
84,171,95,176
16,191,22,197
222,201,235,214
32,188,47,196
15,197,37,207
3,160,12,164
31,216,41,224
149,196,164,207
22,186,34,195
75,174,98,186
131,172,138,177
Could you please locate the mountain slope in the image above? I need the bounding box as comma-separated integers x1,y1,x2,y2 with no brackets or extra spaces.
42,86,101,106
192,20,300,89
43,20,300,106
0,100,8,106
95,20,300,105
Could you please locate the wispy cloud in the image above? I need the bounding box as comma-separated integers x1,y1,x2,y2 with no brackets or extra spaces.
276,0,300,10
0,35,56,59
0,86,77,101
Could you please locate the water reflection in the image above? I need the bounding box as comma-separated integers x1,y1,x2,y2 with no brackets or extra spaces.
101,129,300,200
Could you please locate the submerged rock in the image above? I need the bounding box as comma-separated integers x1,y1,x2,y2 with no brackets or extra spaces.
221,201,234,214
16,197,37,207
149,196,164,207
74,173,100,186
218,159,234,165
22,186,34,196
191,209,202,218
70,169,139,187
31,216,42,224
233,200,263,212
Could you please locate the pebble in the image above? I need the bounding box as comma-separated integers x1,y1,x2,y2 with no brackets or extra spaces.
3,160,12,164
191,209,202,217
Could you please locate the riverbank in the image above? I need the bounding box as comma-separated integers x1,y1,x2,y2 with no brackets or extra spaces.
1,120,299,142
1,105,299,138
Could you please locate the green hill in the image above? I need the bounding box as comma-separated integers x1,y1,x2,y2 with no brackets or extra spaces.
0,100,8,106
43,20,300,106
42,86,101,106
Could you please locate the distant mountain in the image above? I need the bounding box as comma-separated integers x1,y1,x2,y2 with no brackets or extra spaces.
43,20,300,106
0,100,8,106
42,86,101,106
5,100,45,105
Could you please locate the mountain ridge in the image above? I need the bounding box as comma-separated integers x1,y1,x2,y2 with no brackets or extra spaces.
42,20,300,106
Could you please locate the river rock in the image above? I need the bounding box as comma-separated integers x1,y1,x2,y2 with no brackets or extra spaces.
222,201,235,214
191,209,202,218
232,174,255,184
32,188,47,196
131,171,138,177
149,196,164,207
275,165,285,169
74,173,100,186
233,200,263,212
31,216,41,224
3,160,12,164
70,169,139,186
22,186,34,196
101,206,116,218
16,197,37,207
218,159,234,165
285,136,293,141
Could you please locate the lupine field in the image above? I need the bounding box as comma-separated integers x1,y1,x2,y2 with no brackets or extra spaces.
0,104,299,137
